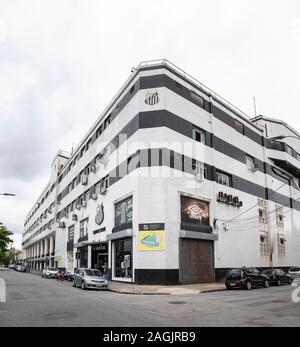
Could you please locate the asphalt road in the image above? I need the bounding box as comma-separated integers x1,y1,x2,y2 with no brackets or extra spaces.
0,270,299,327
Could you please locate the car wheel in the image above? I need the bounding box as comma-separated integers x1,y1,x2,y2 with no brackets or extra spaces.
288,278,293,285
81,281,85,290
226,285,231,290
264,280,269,288
245,281,252,290
72,280,76,287
277,280,281,286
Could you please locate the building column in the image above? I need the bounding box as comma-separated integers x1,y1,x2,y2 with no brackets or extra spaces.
88,246,92,268
50,236,54,254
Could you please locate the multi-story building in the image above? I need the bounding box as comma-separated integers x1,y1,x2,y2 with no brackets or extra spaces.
22,59,300,284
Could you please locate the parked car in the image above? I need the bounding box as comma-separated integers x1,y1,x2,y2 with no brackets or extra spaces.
73,268,108,290
15,265,26,272
288,267,300,280
225,267,269,290
262,269,292,286
42,267,59,278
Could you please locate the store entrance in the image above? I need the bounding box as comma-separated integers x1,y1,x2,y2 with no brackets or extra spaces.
91,243,108,274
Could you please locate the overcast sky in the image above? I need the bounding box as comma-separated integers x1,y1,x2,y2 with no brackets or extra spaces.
0,0,300,249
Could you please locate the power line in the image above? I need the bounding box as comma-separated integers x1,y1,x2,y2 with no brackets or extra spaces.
219,182,287,224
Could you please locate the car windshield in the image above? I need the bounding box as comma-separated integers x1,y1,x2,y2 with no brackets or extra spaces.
84,270,101,277
290,267,300,272
48,268,57,271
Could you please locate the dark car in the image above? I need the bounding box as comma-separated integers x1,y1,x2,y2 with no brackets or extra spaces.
225,267,269,290
262,269,292,286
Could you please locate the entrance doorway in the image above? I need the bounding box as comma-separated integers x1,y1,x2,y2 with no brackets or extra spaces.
91,243,108,274
180,239,214,284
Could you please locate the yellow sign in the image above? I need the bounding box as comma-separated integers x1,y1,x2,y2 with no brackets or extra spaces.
56,256,62,263
138,230,166,251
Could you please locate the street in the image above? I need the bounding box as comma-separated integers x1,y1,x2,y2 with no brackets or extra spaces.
0,270,299,327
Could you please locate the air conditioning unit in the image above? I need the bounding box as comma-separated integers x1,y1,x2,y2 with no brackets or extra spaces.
100,185,107,195
195,163,205,182
81,201,87,208
47,224,51,230
91,164,97,173
217,192,226,203
233,196,240,207
92,193,97,200
81,175,88,185
48,209,52,214
76,204,81,210
226,195,234,204
58,222,66,229
43,214,47,219
72,214,78,221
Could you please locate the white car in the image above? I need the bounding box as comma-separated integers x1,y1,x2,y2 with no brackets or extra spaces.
288,267,300,280
42,267,58,279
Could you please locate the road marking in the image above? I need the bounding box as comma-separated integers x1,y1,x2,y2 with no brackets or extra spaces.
0,311,7,314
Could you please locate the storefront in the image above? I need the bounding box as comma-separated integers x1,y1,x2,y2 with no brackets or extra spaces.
112,238,132,282
91,243,108,273
179,195,216,284
79,246,88,268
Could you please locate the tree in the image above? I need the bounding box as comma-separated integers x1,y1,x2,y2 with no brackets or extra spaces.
0,223,13,265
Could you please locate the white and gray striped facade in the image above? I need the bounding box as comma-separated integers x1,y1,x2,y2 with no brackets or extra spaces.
22,60,300,284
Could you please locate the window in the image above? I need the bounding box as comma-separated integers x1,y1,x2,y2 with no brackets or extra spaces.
277,234,286,256
130,85,135,94
85,190,90,201
259,209,267,225
192,128,206,144
95,182,101,195
104,114,111,128
191,91,204,108
286,145,293,156
216,171,232,187
276,206,284,229
114,239,132,279
96,125,103,138
79,218,89,238
115,196,133,227
260,235,270,256
246,155,255,171
68,226,74,241
234,120,244,135
86,139,92,151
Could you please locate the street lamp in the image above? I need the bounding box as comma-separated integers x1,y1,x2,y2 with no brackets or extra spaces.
0,193,15,197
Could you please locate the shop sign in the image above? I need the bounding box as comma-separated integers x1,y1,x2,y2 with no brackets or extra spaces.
181,196,210,225
138,228,166,251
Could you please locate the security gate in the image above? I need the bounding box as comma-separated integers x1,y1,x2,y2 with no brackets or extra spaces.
180,239,214,284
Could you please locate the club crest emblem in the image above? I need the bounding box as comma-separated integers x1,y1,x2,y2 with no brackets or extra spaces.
95,203,104,225
145,91,159,105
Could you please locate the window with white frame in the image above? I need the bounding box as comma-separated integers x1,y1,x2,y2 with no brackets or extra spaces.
246,155,255,171
216,171,232,187
192,127,206,144
276,205,284,229
277,234,286,256
260,234,270,256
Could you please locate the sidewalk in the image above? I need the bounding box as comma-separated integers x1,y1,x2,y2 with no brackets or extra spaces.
107,281,226,295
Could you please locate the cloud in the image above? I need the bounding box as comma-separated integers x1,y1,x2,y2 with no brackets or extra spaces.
0,0,299,239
